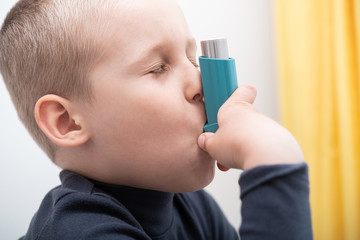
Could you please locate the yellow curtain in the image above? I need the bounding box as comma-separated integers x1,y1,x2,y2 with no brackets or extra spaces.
274,0,360,239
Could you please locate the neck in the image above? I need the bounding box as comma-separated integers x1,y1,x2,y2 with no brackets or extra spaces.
93,181,175,236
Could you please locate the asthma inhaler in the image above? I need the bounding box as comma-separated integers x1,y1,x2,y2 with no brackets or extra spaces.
199,38,238,132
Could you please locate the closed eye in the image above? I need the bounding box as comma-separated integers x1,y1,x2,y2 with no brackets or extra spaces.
149,64,170,74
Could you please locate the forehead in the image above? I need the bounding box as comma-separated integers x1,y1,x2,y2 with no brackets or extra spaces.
88,0,195,80
104,0,192,49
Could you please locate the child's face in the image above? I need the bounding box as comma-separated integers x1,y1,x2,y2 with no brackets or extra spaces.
77,0,215,192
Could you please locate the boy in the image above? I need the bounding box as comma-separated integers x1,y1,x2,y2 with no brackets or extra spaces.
0,0,312,239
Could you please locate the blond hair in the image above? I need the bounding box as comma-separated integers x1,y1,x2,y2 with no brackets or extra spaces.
0,0,117,160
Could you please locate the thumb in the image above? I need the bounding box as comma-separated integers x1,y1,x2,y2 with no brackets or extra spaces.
198,132,230,172
197,132,215,152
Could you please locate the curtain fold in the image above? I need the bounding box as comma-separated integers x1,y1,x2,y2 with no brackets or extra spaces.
274,0,360,239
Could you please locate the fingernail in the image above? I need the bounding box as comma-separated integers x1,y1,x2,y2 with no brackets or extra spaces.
244,84,256,91
198,134,206,149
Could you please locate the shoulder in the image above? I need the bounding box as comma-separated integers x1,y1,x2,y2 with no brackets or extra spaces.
21,171,150,240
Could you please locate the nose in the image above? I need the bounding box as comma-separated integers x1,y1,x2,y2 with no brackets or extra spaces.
183,63,204,103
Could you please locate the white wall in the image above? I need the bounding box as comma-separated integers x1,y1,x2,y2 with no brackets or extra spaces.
0,0,278,239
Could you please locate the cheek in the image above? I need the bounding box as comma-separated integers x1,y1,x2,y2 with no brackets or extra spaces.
122,94,195,154
129,90,189,131
90,81,201,160
143,103,184,129
95,92,181,141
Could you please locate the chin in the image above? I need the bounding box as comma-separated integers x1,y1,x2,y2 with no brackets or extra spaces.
178,157,216,193
181,171,215,193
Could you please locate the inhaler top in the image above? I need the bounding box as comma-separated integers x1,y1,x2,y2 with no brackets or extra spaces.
201,38,229,59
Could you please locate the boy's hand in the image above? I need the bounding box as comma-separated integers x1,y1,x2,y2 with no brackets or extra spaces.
198,85,304,171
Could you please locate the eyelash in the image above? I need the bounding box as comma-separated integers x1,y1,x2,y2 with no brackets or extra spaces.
149,58,199,74
150,64,169,74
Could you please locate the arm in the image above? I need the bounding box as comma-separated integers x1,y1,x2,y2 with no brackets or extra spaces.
197,85,313,239
239,163,312,239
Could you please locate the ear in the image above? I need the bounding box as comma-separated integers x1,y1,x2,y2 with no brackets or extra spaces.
34,94,91,147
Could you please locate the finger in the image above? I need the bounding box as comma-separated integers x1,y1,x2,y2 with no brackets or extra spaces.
229,85,257,104
198,132,223,162
197,132,215,151
198,133,231,170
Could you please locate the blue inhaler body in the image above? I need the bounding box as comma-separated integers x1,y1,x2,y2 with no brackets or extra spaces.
199,38,238,132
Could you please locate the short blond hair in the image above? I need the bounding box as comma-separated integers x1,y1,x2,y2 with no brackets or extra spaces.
0,0,117,160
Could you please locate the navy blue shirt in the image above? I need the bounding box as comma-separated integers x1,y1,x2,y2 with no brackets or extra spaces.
20,163,312,239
